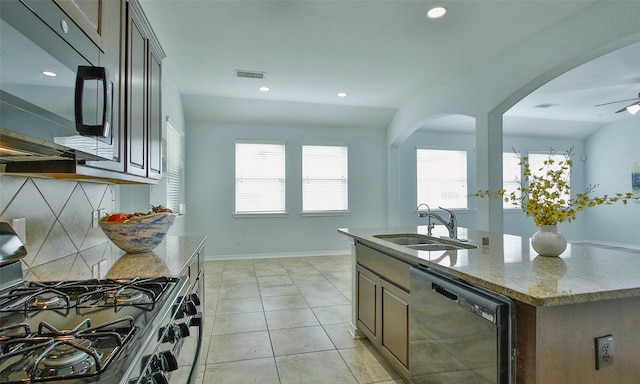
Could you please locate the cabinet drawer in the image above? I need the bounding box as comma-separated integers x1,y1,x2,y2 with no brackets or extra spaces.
356,243,410,291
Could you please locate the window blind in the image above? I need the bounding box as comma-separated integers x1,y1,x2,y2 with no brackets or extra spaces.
235,142,286,213
503,152,521,208
166,123,184,213
417,149,467,209
302,145,348,212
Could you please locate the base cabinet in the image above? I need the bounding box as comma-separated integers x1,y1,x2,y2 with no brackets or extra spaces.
381,281,409,369
355,243,410,381
356,266,378,338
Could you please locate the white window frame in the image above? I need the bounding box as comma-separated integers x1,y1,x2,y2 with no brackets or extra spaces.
302,144,349,215
235,141,287,216
416,148,468,209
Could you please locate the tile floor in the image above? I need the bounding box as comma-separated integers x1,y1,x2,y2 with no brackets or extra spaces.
193,254,406,384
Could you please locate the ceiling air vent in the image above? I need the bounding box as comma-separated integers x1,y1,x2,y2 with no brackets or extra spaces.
236,70,265,79
534,103,557,109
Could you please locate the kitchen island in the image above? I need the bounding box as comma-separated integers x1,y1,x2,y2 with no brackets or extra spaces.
339,226,640,384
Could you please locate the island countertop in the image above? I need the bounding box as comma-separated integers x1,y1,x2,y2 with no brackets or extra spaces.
339,226,640,307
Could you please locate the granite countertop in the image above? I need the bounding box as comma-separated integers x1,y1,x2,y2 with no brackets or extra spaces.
105,235,206,279
339,226,640,307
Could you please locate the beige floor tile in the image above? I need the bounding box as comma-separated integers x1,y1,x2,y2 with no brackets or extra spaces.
203,357,280,384
276,350,358,384
207,331,273,363
199,255,403,384
212,312,267,335
258,275,294,286
216,297,263,315
204,297,218,314
262,294,309,311
219,284,261,299
202,316,214,337
311,304,352,325
289,272,326,283
322,323,370,349
265,308,319,329
323,271,353,291
259,283,301,297
339,345,401,383
269,325,334,356
304,291,350,307
295,280,340,295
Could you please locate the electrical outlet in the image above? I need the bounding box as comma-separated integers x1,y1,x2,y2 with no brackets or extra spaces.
9,218,26,243
91,210,100,228
236,236,243,245
595,335,614,370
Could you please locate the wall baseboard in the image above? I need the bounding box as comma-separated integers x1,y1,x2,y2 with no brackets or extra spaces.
204,249,352,261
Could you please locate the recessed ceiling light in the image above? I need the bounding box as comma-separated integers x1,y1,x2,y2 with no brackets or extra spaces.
337,92,348,98
42,71,57,77
427,6,447,19
259,86,270,92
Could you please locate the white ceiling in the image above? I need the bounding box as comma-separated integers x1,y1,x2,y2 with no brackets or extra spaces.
139,0,640,137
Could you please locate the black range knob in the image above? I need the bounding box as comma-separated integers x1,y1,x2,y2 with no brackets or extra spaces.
150,371,168,384
159,350,179,372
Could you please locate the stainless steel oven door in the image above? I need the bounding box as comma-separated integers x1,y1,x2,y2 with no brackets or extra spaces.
0,0,115,161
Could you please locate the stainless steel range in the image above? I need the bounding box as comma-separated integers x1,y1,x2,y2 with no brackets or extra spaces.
0,223,203,384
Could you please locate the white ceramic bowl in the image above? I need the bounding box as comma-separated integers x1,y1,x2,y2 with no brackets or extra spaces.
99,213,175,253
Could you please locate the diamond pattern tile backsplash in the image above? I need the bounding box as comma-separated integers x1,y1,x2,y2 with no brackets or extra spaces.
0,175,117,280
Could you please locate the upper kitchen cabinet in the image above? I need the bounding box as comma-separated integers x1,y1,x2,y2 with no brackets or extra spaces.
126,0,165,180
53,0,107,51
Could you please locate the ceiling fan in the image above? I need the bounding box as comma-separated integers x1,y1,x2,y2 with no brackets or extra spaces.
594,92,640,114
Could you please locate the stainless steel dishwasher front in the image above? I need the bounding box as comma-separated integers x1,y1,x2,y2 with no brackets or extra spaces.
409,266,515,384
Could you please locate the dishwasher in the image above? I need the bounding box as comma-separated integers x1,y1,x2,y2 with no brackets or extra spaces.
409,266,515,384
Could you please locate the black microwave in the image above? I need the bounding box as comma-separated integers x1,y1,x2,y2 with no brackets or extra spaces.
0,0,116,162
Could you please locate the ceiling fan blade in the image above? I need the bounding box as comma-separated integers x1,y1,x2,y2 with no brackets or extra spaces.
614,101,640,113
594,97,640,108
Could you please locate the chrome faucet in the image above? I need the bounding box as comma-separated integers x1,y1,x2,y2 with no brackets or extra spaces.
416,204,457,239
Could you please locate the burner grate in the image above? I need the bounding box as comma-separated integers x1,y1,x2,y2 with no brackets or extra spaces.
0,317,136,382
0,277,172,314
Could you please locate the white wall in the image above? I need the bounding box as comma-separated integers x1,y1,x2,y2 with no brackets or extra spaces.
583,119,640,246
185,121,387,258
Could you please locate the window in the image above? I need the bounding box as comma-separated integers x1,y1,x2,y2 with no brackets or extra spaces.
302,145,348,212
416,149,467,209
166,122,184,213
235,142,286,214
503,152,521,209
528,152,570,203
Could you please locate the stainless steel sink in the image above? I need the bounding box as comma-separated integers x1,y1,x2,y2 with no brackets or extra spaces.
405,243,466,251
374,233,477,251
373,234,439,245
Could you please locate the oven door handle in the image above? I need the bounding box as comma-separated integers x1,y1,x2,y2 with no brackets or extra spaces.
186,312,203,384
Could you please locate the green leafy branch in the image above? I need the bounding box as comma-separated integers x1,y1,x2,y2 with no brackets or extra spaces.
473,147,637,226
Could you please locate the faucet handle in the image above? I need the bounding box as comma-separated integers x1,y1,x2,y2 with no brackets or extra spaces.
438,206,456,218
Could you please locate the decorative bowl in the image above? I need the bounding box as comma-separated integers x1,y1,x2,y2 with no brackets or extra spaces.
99,213,175,253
